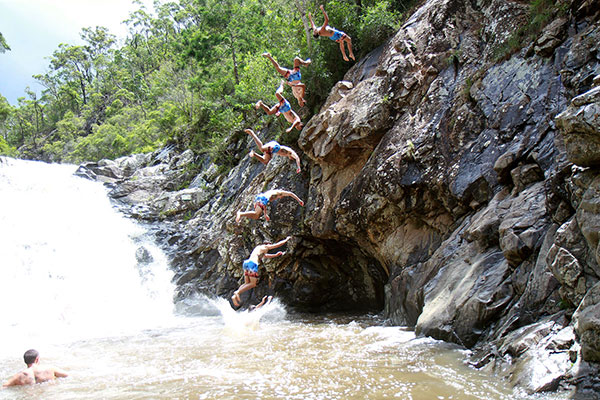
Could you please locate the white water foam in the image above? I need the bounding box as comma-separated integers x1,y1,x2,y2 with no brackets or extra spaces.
0,158,176,353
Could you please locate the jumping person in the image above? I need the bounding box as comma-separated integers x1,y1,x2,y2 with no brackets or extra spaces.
308,5,355,62
235,189,304,223
2,349,68,387
231,237,291,307
249,295,273,311
255,81,303,132
245,128,302,173
262,52,311,107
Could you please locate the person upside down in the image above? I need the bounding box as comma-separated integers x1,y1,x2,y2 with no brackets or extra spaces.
309,5,355,62
245,128,302,173
231,237,291,307
262,52,311,107
236,189,304,223
255,81,303,132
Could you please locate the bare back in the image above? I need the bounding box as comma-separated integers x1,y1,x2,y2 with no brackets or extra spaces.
32,366,63,383
249,245,269,263
6,369,35,386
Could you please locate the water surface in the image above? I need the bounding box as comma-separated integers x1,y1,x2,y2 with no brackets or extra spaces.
0,158,567,399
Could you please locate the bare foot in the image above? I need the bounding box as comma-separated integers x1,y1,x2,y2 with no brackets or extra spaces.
350,54,355,61
276,81,285,93
343,56,349,62
232,292,241,307
236,211,242,223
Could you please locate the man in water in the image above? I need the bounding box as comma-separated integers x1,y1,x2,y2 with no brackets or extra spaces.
2,349,68,387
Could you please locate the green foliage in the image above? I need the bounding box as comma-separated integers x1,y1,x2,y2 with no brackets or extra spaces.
3,0,402,164
356,0,401,56
0,32,10,53
0,136,17,156
493,0,568,62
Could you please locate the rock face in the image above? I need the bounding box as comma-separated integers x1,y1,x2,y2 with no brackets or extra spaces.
78,0,600,395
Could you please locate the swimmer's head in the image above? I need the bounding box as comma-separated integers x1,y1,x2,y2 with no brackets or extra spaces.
23,349,39,366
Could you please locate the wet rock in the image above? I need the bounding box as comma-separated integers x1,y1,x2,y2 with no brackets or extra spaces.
546,217,595,305
497,316,576,394
498,182,550,267
534,17,568,57
74,163,98,181
517,224,562,321
577,175,600,275
573,282,600,362
135,246,154,265
556,83,600,167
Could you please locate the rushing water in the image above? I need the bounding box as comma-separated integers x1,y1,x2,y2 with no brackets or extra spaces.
0,158,568,400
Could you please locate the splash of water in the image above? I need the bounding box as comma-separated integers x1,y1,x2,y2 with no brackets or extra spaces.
180,293,288,335
0,158,176,352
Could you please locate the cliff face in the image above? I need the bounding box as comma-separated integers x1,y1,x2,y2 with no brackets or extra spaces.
78,0,600,394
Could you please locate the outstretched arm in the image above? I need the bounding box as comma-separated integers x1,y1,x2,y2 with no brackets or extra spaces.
52,367,68,378
264,251,284,259
3,372,29,387
279,190,304,206
265,236,291,251
320,5,329,28
308,12,317,31
281,146,302,173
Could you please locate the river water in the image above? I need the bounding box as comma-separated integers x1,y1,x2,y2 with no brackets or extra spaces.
0,158,568,400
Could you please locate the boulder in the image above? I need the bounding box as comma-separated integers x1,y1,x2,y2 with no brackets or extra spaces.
573,282,600,362
556,84,600,167
546,217,595,305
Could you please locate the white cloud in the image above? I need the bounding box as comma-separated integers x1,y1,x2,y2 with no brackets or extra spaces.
0,0,154,103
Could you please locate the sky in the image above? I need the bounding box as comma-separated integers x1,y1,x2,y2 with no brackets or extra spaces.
0,0,153,105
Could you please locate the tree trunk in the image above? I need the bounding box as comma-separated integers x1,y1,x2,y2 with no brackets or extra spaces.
229,31,239,85
293,0,312,53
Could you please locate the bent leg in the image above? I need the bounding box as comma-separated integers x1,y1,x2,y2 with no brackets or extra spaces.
236,277,258,296
255,100,279,115
338,40,349,61
345,37,355,60
263,52,288,77
236,206,262,223
245,128,264,149
252,151,270,165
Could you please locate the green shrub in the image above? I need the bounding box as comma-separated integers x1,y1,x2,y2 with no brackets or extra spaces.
357,0,401,56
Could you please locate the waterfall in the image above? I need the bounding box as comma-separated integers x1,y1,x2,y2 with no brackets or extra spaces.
0,158,175,353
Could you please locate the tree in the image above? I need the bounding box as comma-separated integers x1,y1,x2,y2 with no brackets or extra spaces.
0,32,10,53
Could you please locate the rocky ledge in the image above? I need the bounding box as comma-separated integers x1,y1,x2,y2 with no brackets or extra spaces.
77,0,600,396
